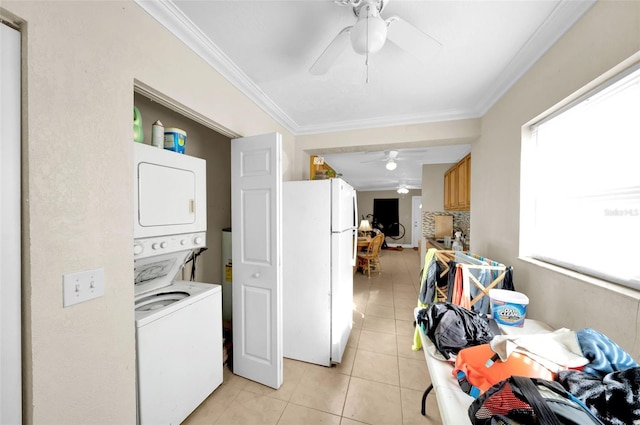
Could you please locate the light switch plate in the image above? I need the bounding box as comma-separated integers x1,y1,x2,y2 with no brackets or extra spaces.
63,268,105,307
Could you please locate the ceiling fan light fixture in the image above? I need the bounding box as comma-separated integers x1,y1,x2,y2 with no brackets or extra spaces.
397,185,409,194
385,159,397,170
350,6,387,55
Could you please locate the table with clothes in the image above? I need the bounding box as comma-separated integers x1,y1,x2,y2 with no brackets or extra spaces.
412,249,640,425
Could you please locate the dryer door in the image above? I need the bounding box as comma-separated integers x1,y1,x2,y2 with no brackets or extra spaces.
133,143,206,239
138,161,195,226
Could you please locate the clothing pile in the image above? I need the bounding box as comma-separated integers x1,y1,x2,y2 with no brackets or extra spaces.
557,328,640,425
467,327,640,425
413,248,513,351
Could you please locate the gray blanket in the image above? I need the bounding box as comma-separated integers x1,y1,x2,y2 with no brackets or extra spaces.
558,367,640,425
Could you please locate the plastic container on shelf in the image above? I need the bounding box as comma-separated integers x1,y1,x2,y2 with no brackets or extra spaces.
164,128,187,154
151,120,164,148
133,107,144,143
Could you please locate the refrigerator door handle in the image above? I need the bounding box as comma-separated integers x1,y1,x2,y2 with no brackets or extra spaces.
351,191,358,266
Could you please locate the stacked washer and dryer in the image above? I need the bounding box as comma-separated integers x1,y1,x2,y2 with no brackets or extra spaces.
133,142,222,425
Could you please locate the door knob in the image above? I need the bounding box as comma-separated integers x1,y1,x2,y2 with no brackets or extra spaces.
253,273,260,278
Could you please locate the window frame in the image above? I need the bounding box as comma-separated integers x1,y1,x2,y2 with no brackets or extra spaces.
520,60,640,292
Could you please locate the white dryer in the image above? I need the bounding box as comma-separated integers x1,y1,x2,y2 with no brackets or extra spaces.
134,244,222,425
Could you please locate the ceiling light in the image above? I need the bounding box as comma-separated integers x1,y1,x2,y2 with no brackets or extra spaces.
385,159,397,171
397,183,409,194
350,3,387,55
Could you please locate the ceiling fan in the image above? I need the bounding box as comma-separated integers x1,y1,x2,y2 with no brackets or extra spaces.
310,0,441,76
361,150,401,170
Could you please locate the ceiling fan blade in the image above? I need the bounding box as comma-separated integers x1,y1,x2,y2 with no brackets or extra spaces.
360,150,399,163
309,26,352,75
385,17,441,63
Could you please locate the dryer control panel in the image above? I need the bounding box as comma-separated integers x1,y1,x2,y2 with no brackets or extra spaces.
133,232,206,259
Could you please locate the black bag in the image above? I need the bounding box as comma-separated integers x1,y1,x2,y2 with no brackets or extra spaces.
416,302,497,360
468,375,604,425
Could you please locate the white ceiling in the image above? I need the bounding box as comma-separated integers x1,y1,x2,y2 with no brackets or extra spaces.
135,0,594,191
321,145,471,191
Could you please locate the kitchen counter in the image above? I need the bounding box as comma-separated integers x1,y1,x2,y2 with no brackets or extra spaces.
426,238,469,251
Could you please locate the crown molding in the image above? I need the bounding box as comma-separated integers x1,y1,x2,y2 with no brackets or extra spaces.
134,0,299,133
473,0,597,116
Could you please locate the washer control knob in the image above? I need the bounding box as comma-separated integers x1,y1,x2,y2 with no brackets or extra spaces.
152,243,160,250
194,236,203,245
133,244,143,255
160,241,168,249
180,239,187,246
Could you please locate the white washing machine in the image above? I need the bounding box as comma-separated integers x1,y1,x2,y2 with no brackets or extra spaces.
134,246,222,425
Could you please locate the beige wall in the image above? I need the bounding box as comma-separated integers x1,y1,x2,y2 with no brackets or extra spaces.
474,1,640,359
421,163,454,211
356,189,420,246
5,1,294,423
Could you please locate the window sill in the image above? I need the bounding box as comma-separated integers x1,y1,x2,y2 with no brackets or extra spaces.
518,256,640,301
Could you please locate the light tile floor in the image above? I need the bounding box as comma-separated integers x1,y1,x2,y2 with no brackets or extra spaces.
183,248,442,425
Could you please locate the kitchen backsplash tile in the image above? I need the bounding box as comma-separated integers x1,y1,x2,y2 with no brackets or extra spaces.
422,211,470,239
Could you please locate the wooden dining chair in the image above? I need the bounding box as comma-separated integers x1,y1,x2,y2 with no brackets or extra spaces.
357,233,384,278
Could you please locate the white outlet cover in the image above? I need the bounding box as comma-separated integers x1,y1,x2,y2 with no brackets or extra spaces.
63,268,105,307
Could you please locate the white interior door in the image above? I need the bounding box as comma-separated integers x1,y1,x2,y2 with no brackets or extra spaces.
0,22,22,424
411,196,422,248
231,133,282,389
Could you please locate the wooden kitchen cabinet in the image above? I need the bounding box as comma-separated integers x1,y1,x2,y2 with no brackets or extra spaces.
444,154,471,211
464,155,471,206
450,165,458,209
443,172,452,209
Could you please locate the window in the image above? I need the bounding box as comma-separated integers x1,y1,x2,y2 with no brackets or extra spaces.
522,64,640,290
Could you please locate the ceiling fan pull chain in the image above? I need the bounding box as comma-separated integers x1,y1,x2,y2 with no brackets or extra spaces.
366,55,370,84
366,9,370,83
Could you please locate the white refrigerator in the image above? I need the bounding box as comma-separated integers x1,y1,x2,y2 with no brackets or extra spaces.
283,178,358,366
